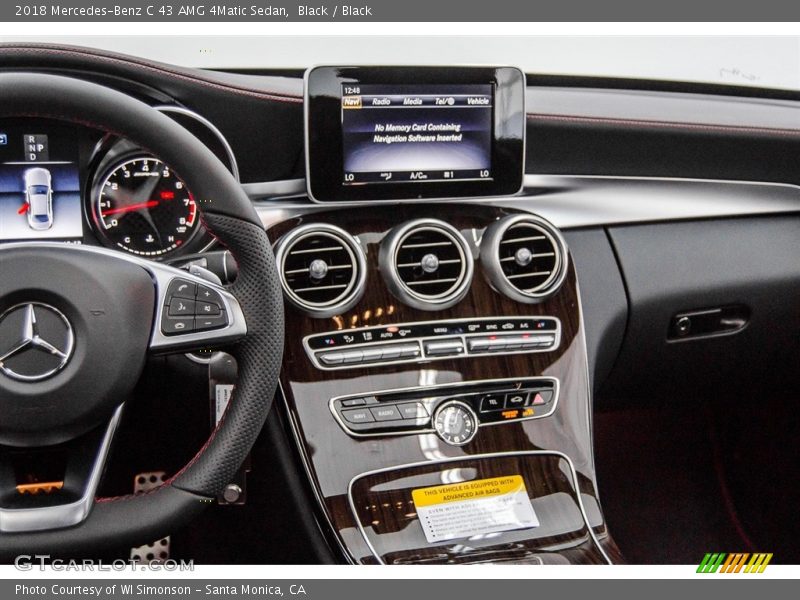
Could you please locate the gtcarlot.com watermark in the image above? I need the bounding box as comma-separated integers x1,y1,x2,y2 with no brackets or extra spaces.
14,555,194,572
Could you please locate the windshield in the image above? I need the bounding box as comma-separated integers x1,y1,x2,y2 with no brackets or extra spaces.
0,34,796,91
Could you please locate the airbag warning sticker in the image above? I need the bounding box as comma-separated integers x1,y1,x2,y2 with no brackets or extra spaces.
411,475,539,543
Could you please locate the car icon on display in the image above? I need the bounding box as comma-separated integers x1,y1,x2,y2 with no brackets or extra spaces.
24,167,53,230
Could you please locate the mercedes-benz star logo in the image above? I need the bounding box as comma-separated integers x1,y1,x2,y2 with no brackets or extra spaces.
0,303,74,382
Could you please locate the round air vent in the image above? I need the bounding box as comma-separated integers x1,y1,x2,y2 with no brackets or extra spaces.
379,219,473,311
481,214,568,303
275,223,366,317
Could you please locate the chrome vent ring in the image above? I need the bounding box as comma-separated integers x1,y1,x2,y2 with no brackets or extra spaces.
275,223,367,317
481,214,568,303
379,219,474,311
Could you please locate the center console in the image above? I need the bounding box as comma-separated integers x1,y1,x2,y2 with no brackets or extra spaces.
269,204,620,564
267,66,620,564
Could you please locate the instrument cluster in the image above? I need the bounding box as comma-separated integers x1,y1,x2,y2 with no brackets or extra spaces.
0,112,235,260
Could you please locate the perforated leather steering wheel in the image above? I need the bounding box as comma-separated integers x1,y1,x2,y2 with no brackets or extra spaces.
0,73,284,557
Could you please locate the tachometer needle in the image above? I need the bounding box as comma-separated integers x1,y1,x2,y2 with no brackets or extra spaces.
17,202,29,215
101,200,159,216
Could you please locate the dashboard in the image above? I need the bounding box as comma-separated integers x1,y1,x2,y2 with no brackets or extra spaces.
0,44,799,565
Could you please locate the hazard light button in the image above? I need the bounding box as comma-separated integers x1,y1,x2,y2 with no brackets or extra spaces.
530,390,554,405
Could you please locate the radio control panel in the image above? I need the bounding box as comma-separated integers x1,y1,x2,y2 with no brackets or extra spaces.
330,378,558,444
304,317,560,370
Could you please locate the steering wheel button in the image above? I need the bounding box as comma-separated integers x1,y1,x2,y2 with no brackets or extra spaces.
196,301,221,316
161,316,195,335
168,299,196,316
195,314,229,332
166,279,197,301
197,284,224,307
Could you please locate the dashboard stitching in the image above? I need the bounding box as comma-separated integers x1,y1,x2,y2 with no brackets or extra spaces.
0,44,303,104
527,112,800,137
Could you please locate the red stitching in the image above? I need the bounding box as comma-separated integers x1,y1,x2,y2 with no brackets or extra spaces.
527,112,800,138
0,43,303,104
95,388,235,503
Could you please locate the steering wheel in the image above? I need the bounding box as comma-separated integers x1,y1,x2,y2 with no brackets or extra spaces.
0,73,284,557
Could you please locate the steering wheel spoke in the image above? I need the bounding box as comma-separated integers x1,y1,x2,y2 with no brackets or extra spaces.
0,405,124,533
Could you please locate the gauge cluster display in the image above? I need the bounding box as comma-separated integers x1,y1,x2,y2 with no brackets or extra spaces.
92,156,198,257
0,117,209,260
0,122,84,242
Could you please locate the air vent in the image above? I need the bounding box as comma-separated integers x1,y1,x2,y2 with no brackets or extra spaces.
275,223,366,317
380,219,473,310
481,214,568,303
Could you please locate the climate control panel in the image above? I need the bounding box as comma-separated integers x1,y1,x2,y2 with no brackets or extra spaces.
330,377,558,444
305,317,560,370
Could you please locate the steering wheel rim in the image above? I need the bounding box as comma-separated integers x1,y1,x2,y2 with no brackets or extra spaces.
0,72,284,557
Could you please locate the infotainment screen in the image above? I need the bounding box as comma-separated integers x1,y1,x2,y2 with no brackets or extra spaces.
341,84,494,185
306,67,525,202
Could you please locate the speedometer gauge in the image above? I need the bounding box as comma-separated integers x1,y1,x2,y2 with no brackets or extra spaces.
92,156,198,257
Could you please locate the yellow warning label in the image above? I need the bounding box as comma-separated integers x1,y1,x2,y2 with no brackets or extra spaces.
412,475,526,508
